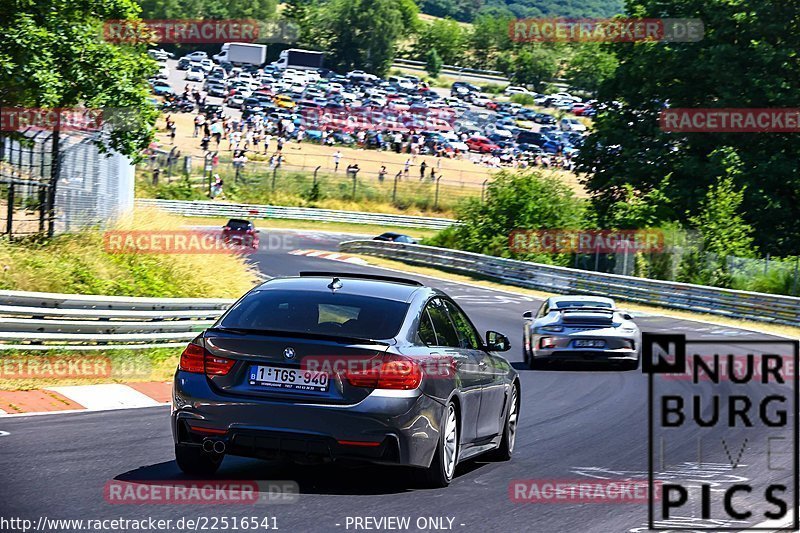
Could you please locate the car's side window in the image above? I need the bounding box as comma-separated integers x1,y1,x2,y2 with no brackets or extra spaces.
425,298,461,348
417,309,437,346
444,300,480,349
537,300,549,318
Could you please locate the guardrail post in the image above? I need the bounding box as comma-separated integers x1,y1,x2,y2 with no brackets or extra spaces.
481,179,488,202
272,167,277,192
434,176,441,209
351,171,357,199
6,183,14,236
313,166,321,188
393,172,400,204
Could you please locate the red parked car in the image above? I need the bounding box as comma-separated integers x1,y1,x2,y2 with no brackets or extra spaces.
466,136,500,153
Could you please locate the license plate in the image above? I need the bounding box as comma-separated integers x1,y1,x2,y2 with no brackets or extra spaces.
249,365,329,392
574,339,606,348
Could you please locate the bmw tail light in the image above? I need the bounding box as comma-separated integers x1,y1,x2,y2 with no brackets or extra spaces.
178,343,235,375
205,355,235,375
344,354,422,390
179,344,205,373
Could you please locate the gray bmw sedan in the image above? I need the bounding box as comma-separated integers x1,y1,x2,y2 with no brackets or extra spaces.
172,272,520,487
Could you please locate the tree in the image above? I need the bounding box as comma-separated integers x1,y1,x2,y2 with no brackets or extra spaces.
411,18,467,66
578,0,800,255
0,0,158,157
313,0,418,76
426,170,584,260
564,43,618,94
507,45,561,92
425,48,443,78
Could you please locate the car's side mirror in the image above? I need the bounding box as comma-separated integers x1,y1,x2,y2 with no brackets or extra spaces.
522,311,533,319
622,313,633,321
486,331,510,352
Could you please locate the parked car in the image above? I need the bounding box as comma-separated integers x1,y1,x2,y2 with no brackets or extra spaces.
504,86,530,95
185,68,204,82
523,296,640,370
466,136,500,153
182,51,209,62
533,113,556,125
151,81,174,96
171,272,519,488
560,117,588,132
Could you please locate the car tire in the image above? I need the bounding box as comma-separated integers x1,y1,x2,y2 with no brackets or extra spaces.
419,402,459,488
488,383,519,461
175,444,223,476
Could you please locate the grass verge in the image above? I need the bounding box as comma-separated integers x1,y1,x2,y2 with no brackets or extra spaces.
0,348,180,391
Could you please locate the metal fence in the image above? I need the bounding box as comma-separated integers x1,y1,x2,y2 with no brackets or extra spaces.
137,198,457,229
0,129,135,237
339,240,800,326
0,289,231,350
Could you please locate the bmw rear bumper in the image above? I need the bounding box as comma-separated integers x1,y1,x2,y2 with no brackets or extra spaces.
172,372,443,468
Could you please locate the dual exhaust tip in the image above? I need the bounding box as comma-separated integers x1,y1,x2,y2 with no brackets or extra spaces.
202,439,226,454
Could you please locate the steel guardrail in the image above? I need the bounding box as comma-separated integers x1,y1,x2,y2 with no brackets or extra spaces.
136,199,457,230
0,290,234,350
339,240,800,327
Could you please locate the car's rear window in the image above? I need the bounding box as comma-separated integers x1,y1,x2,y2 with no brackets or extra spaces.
226,219,251,230
218,289,410,340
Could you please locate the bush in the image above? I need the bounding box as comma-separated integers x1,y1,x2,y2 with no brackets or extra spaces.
424,169,584,260
510,93,535,106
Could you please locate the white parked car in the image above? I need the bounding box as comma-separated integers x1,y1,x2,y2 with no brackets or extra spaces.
198,59,214,73
183,51,208,62
504,86,530,95
226,94,246,108
559,118,588,132
185,68,204,82
156,65,170,79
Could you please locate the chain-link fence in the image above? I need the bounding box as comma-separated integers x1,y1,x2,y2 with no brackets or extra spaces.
0,129,134,237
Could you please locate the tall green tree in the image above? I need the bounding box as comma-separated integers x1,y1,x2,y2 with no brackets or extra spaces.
0,0,158,157
577,0,800,254
564,43,618,94
412,18,467,65
312,0,418,76
425,48,443,77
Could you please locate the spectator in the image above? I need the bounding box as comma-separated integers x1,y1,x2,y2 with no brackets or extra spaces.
333,150,342,172
404,158,411,177
263,133,272,154
419,160,427,180
378,165,387,182
193,113,205,138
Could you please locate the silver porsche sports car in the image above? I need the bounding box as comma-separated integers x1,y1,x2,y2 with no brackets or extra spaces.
522,296,641,370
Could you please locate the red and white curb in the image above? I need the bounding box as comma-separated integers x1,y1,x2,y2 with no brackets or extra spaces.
0,382,171,416
289,249,368,264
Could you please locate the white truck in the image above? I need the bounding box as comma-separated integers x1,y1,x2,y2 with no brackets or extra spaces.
213,43,267,66
271,49,325,70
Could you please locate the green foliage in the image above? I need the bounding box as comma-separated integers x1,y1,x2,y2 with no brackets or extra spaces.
0,0,159,157
509,93,534,106
137,0,277,20
417,0,624,22
505,45,561,92
578,0,800,255
425,170,584,260
411,18,467,65
309,0,418,76
564,43,618,94
425,48,443,77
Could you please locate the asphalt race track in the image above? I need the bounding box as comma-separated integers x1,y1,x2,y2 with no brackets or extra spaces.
1,229,794,533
